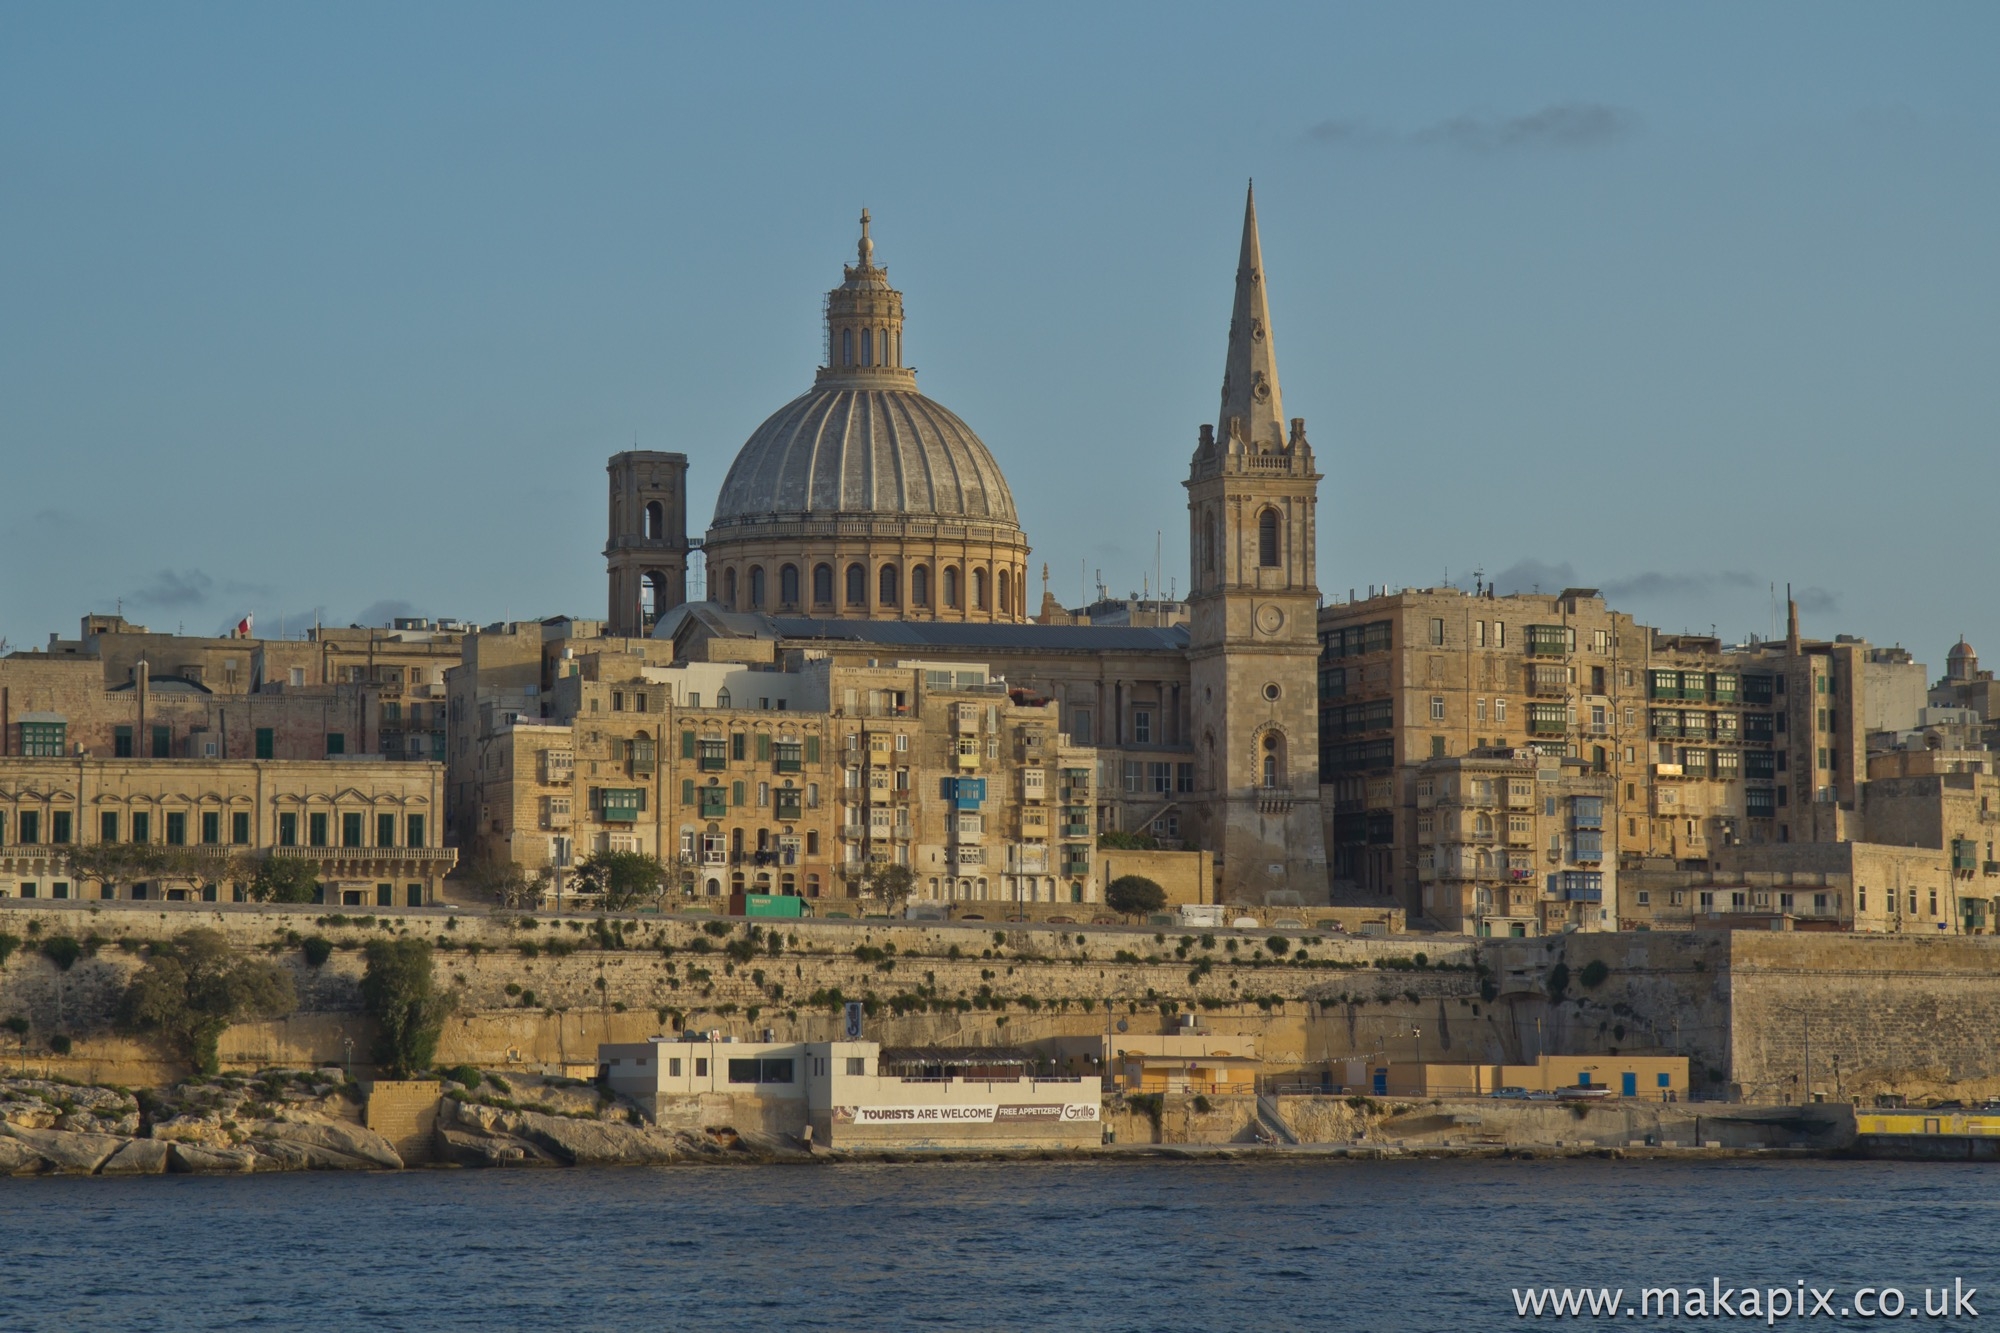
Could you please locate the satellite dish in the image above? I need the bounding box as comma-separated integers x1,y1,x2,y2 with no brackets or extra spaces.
1116,1019,1129,1033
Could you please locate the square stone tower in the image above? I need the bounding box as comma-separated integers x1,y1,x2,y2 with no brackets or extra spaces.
606,451,690,637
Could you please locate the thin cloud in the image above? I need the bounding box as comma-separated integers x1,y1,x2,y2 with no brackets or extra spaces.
1489,559,1576,596
1307,102,1638,152
1600,570,1758,601
353,598,420,628
1794,587,1840,617
125,569,214,609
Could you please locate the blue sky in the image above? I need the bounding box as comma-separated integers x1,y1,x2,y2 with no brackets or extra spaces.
3,3,1996,672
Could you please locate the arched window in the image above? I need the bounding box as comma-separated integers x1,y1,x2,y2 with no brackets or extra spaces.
749,566,766,609
973,568,988,611
1262,731,1283,789
806,872,820,898
1258,508,1280,567
641,571,667,628
722,567,738,608
997,568,1012,616
943,566,961,609
862,329,873,367
1204,511,1217,575
644,500,664,540
1263,753,1278,787
716,689,732,708
780,564,800,607
813,563,834,605
845,563,866,606
911,564,930,607
878,563,899,606
879,328,889,365
842,328,853,366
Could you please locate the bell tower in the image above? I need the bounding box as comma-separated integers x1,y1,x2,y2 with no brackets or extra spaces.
605,450,690,637
1184,184,1328,904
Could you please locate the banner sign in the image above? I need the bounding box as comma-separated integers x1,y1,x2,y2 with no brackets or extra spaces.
833,1103,1100,1125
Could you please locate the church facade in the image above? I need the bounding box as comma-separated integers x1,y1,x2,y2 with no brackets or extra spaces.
607,188,1328,904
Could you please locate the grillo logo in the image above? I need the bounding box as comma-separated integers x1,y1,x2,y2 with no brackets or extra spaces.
1512,1279,1978,1321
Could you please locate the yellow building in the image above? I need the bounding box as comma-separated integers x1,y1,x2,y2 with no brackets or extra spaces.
0,756,453,905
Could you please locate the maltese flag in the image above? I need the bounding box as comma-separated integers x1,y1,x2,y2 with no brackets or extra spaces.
234,614,254,639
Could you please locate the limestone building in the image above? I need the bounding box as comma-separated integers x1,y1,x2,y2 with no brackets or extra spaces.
446,620,1099,909
616,188,1328,904
0,756,453,905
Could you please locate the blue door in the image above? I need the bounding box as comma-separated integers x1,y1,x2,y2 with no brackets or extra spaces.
1621,1072,1638,1097
1373,1068,1388,1096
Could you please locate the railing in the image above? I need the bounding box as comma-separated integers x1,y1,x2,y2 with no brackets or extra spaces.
273,846,457,862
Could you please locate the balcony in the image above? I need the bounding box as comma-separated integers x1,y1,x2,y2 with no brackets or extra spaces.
1525,627,1570,658
1525,671,1569,698
271,846,458,873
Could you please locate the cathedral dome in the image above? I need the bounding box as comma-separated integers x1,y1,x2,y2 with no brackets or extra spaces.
710,383,1018,531
698,211,1032,625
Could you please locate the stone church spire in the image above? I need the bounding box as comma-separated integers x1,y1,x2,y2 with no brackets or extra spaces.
818,208,915,389
1216,182,1288,452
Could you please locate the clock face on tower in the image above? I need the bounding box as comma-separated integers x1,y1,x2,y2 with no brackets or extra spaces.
1254,603,1285,635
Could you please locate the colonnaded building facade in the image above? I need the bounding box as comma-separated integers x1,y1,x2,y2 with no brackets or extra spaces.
599,188,1329,905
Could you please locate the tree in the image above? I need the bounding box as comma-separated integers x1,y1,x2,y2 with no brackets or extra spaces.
122,929,297,1075
458,857,546,910
248,855,322,904
573,851,668,912
361,938,455,1078
864,862,916,913
1106,875,1167,918
1097,831,1159,851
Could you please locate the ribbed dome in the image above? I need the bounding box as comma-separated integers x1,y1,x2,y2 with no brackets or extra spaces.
710,385,1020,530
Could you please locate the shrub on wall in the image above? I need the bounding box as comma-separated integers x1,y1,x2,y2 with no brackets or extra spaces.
362,938,455,1079
121,928,297,1075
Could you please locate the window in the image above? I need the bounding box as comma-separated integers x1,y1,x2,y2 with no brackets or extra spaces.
165,812,186,846
101,811,120,842
309,813,329,847
1257,509,1280,567
878,564,899,606
202,811,221,845
341,813,363,847
943,566,961,609
1430,736,1446,759
114,726,133,758
1068,707,1093,744
1133,710,1153,744
1176,763,1195,793
749,566,767,609
911,564,930,608
278,813,297,846
51,811,72,845
326,733,345,757
813,563,834,605
846,563,866,606
780,564,800,606
1429,618,1445,647
233,812,251,845
998,568,1012,615
728,1058,795,1084
973,568,988,611
1494,699,1507,724
1430,696,1445,721
20,720,67,757
1475,620,1486,648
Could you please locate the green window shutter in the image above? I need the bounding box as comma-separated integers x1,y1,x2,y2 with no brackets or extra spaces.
757,734,771,762
731,733,746,761
326,733,345,756
151,726,171,757
681,730,696,760
378,814,396,847
101,812,119,842
406,815,424,848
232,812,251,845
805,736,820,764
682,779,695,805
202,812,220,845
732,781,745,807
255,728,274,759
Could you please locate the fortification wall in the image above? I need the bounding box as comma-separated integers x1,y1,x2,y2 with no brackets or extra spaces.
13,902,2000,1105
